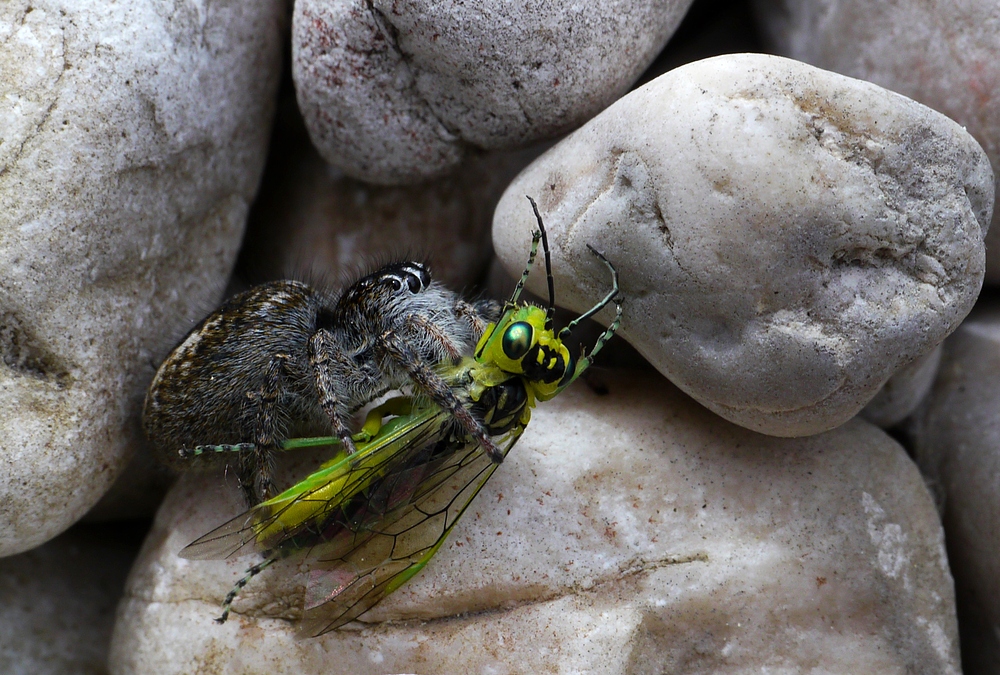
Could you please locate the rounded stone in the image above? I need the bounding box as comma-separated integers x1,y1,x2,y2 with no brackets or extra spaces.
753,0,1000,284
909,300,1000,671
291,0,695,184
0,0,284,556
110,371,958,673
493,53,992,437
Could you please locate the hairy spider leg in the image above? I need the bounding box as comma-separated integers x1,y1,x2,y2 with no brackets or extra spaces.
406,314,465,362
236,354,291,504
307,331,363,458
453,298,501,341
381,330,505,463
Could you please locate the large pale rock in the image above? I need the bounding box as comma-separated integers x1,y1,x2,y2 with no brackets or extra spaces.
291,0,694,184
0,1,284,556
909,301,1000,672
0,524,141,674
240,94,542,290
494,53,992,437
753,0,1000,284
110,371,958,674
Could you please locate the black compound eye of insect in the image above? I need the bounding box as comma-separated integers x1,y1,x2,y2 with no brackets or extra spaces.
502,321,533,360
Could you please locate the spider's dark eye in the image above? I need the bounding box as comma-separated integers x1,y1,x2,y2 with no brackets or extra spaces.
412,264,430,289
405,273,422,293
387,277,402,292
502,322,533,360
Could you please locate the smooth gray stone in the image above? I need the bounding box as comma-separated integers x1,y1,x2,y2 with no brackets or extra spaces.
494,53,991,437
291,0,694,184
910,301,1000,672
754,0,1000,284
0,0,284,555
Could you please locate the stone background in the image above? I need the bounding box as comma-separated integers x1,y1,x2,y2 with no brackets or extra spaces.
1,0,997,672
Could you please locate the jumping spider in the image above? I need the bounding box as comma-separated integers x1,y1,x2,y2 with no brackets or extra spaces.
143,262,501,506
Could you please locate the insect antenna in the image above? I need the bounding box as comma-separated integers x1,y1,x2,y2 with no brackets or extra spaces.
525,196,557,331
506,212,542,308
482,197,546,361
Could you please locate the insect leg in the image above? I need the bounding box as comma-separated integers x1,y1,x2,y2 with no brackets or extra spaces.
356,396,414,441
216,556,277,624
582,294,623,367
180,442,256,459
560,245,624,377
308,330,360,456
508,208,542,307
380,330,505,463
559,244,620,340
237,354,289,505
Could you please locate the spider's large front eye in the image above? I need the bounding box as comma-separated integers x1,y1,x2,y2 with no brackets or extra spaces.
411,264,431,290
405,272,422,293
502,322,533,360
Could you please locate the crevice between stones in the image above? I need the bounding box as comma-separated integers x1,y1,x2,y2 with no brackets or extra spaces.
158,550,712,629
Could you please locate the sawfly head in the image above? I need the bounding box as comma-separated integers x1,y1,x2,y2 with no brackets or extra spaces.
475,196,623,402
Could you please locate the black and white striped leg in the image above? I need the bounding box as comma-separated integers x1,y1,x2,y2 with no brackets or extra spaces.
180,442,256,459
216,557,277,624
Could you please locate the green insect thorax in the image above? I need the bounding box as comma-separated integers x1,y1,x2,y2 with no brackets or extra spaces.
473,304,578,404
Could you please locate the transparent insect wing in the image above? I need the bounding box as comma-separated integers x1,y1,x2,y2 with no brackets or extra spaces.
180,405,451,562
260,416,451,546
180,390,524,633
297,426,523,636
